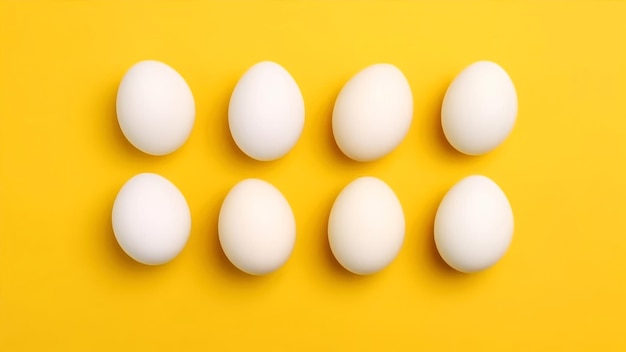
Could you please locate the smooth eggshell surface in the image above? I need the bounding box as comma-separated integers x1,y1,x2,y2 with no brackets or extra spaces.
434,175,514,273
441,60,517,155
332,63,413,162
328,177,405,275
218,178,296,275
112,173,191,265
116,60,195,155
228,61,305,161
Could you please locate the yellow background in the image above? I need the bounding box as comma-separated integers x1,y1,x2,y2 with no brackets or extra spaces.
1,1,625,351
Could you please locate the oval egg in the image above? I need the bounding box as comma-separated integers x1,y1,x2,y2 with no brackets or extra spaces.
434,175,514,273
333,64,413,162
328,177,405,275
441,60,517,155
112,173,191,265
218,178,296,275
228,61,305,161
116,60,195,155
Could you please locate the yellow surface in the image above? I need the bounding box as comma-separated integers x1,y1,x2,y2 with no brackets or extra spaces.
1,1,626,351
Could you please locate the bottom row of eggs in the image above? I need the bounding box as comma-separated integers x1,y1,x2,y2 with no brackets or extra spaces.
112,174,514,274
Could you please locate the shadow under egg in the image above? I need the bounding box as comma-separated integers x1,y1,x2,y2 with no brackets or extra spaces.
200,188,272,285
101,191,166,274
316,85,373,169
420,80,475,164
210,81,290,174
314,188,371,282
419,192,469,279
102,80,162,163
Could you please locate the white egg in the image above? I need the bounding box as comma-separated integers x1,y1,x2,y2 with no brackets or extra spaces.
112,173,191,265
434,175,514,273
333,64,413,162
441,61,517,155
328,177,405,275
116,60,195,155
218,179,296,275
228,61,305,161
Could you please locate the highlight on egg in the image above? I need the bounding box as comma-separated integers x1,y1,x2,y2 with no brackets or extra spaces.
218,178,296,275
116,60,196,155
332,63,413,162
441,60,517,155
328,177,405,275
228,61,305,161
434,175,514,273
112,173,191,265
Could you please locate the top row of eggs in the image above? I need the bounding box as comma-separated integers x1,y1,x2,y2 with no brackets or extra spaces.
116,60,518,159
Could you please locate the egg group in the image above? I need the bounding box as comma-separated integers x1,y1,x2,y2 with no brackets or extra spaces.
110,59,519,276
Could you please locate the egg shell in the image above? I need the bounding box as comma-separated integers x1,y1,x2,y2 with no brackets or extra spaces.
434,175,514,273
116,60,195,155
441,61,517,155
218,178,296,275
228,61,305,161
112,173,191,265
328,177,405,275
332,64,413,162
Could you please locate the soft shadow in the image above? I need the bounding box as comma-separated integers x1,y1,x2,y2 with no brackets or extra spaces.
212,81,289,171
318,86,370,169
103,81,162,163
420,191,468,279
421,81,474,164
102,192,165,274
201,188,268,284
317,188,370,282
